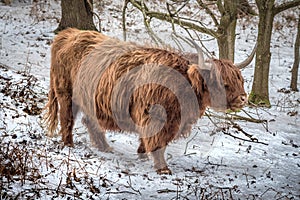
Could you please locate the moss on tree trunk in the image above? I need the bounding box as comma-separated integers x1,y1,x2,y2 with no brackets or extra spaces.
250,0,300,107
248,0,274,107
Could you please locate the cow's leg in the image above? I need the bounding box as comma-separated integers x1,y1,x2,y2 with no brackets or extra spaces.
56,88,74,147
142,135,172,175
151,146,172,175
82,116,112,152
137,139,148,159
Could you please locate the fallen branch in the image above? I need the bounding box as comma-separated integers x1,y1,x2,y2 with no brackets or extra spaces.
157,188,183,194
105,190,140,195
126,175,141,195
204,110,269,145
205,110,267,123
222,131,268,145
226,119,268,145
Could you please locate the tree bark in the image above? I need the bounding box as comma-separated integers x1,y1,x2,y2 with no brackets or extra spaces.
56,0,97,32
249,0,274,107
217,0,238,60
290,18,300,91
249,0,300,107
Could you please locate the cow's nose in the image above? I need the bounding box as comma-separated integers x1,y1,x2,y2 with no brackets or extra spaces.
240,94,247,103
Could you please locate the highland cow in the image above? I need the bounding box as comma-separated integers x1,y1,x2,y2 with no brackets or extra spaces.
44,28,254,174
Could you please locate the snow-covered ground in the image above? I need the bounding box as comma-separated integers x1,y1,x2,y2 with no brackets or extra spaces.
0,1,299,199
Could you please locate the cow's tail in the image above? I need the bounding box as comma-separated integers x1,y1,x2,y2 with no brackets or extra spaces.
43,72,59,137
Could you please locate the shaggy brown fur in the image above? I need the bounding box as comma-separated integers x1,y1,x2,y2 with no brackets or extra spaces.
44,28,247,174
44,28,109,144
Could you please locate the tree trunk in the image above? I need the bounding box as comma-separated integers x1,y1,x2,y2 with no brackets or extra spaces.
217,20,236,60
290,18,300,91
56,0,97,32
249,0,274,107
249,0,300,106
217,0,238,60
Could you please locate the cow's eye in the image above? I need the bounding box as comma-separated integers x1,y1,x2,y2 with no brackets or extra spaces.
224,84,229,89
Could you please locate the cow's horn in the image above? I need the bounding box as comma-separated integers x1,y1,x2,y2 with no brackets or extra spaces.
235,42,257,69
186,38,212,70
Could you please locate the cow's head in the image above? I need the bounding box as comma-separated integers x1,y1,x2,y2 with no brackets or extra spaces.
204,59,247,111
186,40,256,111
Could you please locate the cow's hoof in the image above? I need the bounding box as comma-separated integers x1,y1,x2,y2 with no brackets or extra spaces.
156,167,172,175
64,141,74,147
138,153,149,160
94,145,114,153
93,143,113,153
101,146,113,153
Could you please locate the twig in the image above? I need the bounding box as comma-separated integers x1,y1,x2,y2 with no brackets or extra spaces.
122,0,129,41
205,110,269,145
140,0,164,46
206,111,267,123
0,11,8,19
228,119,254,138
204,156,227,168
15,187,85,200
204,111,220,128
106,190,140,195
24,46,31,75
56,176,63,194
260,187,277,197
243,171,250,188
196,0,219,26
128,0,219,38
222,131,268,145
127,175,141,195
184,132,198,155
167,1,189,17
66,147,71,175
0,103,20,114
157,188,183,194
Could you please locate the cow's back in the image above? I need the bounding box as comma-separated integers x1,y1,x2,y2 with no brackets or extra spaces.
51,28,109,85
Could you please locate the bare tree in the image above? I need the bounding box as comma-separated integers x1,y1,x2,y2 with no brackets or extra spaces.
215,0,238,60
249,0,300,107
124,0,255,61
290,18,300,91
56,0,97,32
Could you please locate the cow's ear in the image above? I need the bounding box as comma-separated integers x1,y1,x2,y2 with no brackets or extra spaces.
187,64,204,94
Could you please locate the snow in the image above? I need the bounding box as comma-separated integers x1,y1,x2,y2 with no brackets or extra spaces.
0,1,299,199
